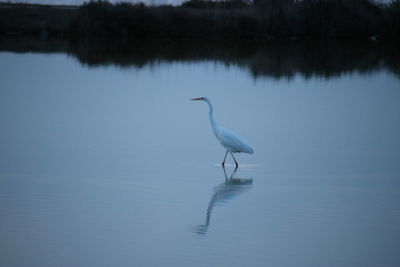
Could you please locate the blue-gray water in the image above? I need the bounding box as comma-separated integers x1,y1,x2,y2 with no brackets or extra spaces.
1,40,400,267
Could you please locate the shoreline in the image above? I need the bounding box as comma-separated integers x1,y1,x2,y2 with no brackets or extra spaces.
1,35,399,80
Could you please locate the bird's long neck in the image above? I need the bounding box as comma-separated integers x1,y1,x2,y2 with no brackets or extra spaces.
205,99,219,137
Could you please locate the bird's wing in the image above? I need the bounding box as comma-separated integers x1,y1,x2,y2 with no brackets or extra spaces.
218,127,254,154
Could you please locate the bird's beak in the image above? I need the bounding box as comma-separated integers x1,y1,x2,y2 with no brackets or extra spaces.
191,97,203,101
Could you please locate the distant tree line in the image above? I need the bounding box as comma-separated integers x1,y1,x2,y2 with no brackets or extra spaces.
0,0,399,40
181,0,251,9
70,0,400,40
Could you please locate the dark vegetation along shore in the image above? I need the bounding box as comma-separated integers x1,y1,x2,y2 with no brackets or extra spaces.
1,37,399,79
0,0,399,40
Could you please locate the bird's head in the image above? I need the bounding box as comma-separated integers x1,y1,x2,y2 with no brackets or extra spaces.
191,97,209,102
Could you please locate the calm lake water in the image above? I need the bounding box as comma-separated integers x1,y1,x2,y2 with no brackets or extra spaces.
1,39,400,267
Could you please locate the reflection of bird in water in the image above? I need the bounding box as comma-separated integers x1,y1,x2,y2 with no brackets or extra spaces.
193,166,253,236
191,97,254,167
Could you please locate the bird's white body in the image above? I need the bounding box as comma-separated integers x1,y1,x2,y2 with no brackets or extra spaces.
191,97,253,166
217,127,254,154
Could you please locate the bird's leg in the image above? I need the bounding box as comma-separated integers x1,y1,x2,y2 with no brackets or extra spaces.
232,165,238,178
221,150,228,166
230,152,238,168
222,165,228,181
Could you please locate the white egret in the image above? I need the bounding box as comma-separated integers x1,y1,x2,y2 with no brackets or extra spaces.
191,97,254,167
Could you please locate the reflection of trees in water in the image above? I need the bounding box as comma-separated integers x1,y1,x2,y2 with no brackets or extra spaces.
192,167,253,236
1,37,399,79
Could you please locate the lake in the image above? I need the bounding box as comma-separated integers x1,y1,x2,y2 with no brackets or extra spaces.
1,38,400,267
